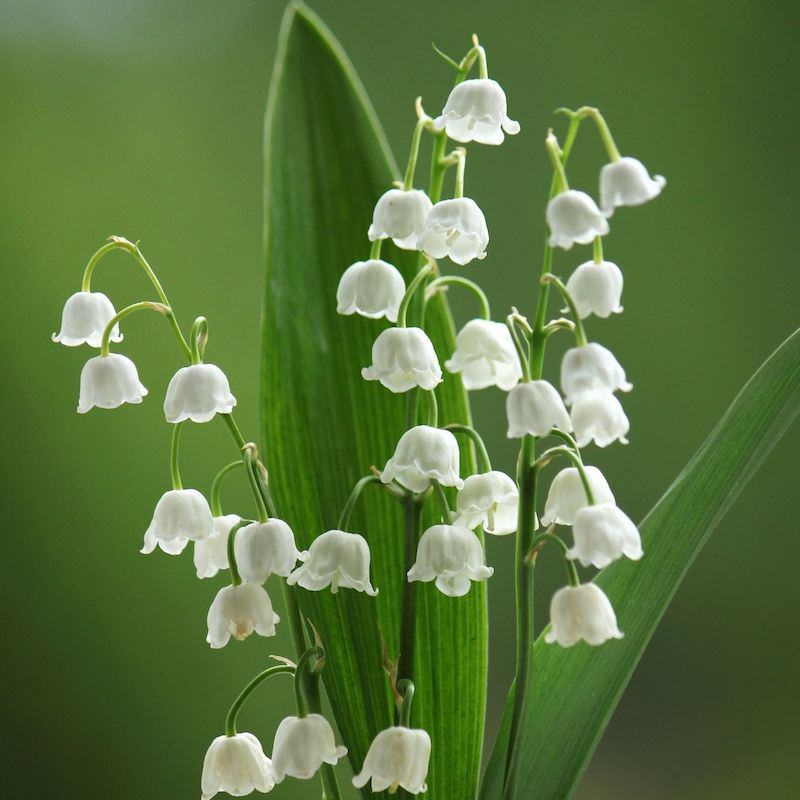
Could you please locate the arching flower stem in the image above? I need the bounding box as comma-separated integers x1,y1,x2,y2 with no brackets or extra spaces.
369,238,383,260
425,275,491,321
242,443,269,523
169,422,184,491
224,664,295,737
210,460,243,517
293,646,325,719
525,531,581,586
397,679,416,727
593,235,604,264
541,273,588,346
189,316,208,365
506,312,532,382
338,475,383,531
397,261,436,327
534,446,597,505
99,300,170,356
445,423,492,473
431,480,452,524
225,519,251,587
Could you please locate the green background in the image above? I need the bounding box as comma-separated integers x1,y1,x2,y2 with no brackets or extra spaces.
2,1,798,798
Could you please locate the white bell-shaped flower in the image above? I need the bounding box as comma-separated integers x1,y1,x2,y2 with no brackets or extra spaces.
362,327,442,393
417,198,489,265
565,260,624,319
287,530,378,596
433,78,520,145
407,524,493,597
546,190,609,250
368,188,433,250
271,714,348,782
201,732,275,800
194,513,239,578
53,291,122,348
206,582,280,648
599,157,666,216
381,425,463,493
77,353,148,413
352,726,431,795
567,503,642,568
141,488,215,554
337,259,406,322
560,342,632,404
445,319,522,391
571,390,630,448
234,519,301,584
541,466,615,527
545,583,623,647
506,380,571,438
454,471,519,535
163,363,237,424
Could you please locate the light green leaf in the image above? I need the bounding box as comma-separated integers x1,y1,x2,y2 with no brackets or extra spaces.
261,4,484,798
482,327,800,799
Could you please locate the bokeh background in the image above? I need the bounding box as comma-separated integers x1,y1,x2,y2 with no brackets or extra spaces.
2,1,798,797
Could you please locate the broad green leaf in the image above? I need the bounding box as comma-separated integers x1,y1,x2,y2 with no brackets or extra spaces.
481,327,800,799
261,4,484,798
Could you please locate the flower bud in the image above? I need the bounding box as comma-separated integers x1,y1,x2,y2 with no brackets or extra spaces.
541,466,614,526
352,726,431,795
546,190,609,250
194,513,239,579
381,425,463,493
445,319,522,391
201,732,275,800
271,714,347,782
337,259,406,322
565,260,623,319
287,530,378,596
567,503,642,568
141,488,215,554
418,198,489,265
206,582,280,648
234,519,301,584
362,327,442,393
454,471,519,535
545,583,623,647
599,157,666,216
368,188,433,250
53,291,122,348
560,342,632,404
433,78,520,145
506,380,571,438
571,390,630,448
407,524,493,596
163,363,237,424
77,353,147,413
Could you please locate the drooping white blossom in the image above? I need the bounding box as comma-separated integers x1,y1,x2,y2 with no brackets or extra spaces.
407,523,493,596
271,714,348,782
545,583,624,647
560,342,632,404
540,466,615,527
77,353,148,413
567,503,642,568
201,732,275,800
546,190,609,250
163,363,237,424
599,157,666,216
506,380,571,438
454,471,519,535
234,519,301,584
565,260,624,319
336,259,406,322
352,726,431,795
206,582,280,648
433,78,520,145
418,198,489,265
445,319,522,391
570,390,630,448
194,513,239,579
53,291,122,348
368,188,433,250
287,530,378,596
381,425,463,493
141,488,215,555
362,327,442,393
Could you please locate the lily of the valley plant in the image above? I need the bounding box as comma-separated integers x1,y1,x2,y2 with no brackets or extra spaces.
53,19,672,800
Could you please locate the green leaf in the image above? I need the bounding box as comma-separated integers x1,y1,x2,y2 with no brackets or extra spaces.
481,327,800,800
261,4,485,798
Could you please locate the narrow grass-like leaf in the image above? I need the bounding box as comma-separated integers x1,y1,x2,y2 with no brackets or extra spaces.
261,4,484,797
481,327,800,799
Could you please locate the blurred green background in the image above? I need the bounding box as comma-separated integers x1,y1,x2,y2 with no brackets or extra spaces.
2,1,798,797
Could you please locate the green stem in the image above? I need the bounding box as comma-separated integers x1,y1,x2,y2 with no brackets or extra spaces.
169,422,184,490
579,106,622,162
338,475,382,531
293,647,324,718
369,238,383,260
506,314,532,382
226,519,250,586
190,316,208,365
80,240,129,291
526,530,580,586
453,148,467,198
397,262,435,327
476,45,488,79
536,446,596,505
399,495,423,681
99,300,169,355
224,664,295,737
431,480,452,523
397,679,416,727
242,444,269,523
425,275,491,320
403,117,429,190
445,423,492,473
428,130,449,203
593,236,604,264
545,133,570,193
210,461,243,517
426,389,439,428
541,273,588,345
